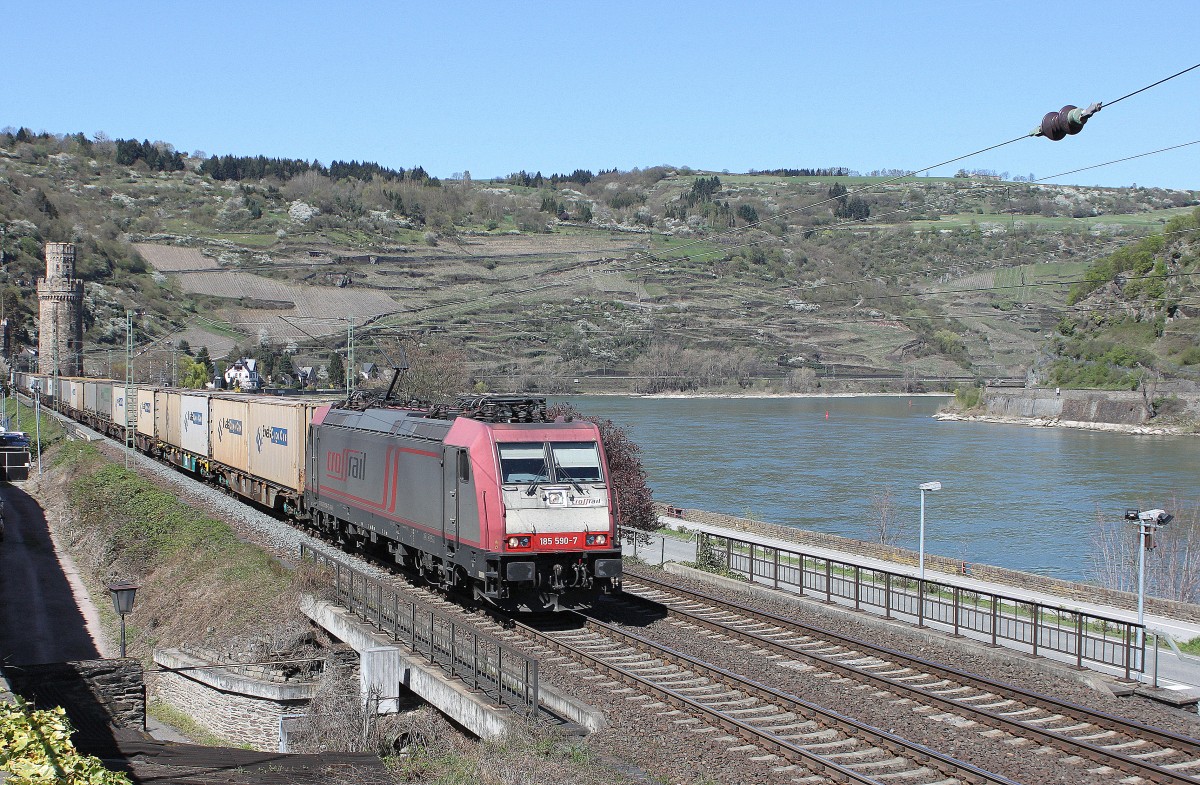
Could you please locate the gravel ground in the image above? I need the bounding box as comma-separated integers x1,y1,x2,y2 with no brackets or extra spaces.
76,426,1200,785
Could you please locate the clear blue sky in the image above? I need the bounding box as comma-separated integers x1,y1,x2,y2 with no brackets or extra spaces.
7,2,1199,189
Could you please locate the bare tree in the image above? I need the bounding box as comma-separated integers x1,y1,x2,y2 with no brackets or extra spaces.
1089,498,1200,603
869,485,902,545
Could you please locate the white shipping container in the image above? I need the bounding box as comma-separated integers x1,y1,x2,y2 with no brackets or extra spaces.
136,387,156,438
210,397,251,474
67,381,84,411
180,394,210,456
84,382,98,414
112,384,137,427
246,398,309,491
162,392,181,449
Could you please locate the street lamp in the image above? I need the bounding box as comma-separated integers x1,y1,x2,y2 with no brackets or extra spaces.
1124,508,1172,670
107,580,139,658
918,481,942,581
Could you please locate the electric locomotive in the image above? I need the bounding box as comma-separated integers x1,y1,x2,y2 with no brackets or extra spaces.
307,396,623,612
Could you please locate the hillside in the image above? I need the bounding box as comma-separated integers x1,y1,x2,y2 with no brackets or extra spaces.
1,128,1196,394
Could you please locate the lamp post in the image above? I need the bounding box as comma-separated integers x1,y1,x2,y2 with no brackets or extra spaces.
918,481,942,581
107,581,139,658
1124,508,1172,675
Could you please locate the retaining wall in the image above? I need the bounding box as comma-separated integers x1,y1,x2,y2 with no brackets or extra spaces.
152,649,317,751
3,659,145,730
657,503,1200,624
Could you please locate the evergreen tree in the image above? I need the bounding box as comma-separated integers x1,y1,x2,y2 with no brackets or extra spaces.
327,352,345,388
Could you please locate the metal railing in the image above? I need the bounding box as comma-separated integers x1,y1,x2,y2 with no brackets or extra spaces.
300,544,539,715
672,531,1143,676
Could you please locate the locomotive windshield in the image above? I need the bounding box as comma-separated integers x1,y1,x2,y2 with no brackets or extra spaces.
499,441,603,484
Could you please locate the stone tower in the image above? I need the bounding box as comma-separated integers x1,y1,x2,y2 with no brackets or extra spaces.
37,242,85,376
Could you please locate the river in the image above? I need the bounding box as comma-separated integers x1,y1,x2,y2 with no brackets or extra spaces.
561,395,1196,580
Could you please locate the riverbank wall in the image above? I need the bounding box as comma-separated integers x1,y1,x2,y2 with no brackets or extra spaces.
976,387,1200,431
657,503,1200,625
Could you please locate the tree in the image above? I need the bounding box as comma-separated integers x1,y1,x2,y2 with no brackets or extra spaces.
327,352,345,388
546,402,656,533
869,485,901,545
194,346,214,377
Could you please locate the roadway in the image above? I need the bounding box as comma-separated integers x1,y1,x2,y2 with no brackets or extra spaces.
0,482,102,665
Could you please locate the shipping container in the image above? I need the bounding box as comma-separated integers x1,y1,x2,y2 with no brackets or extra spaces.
210,396,250,474
97,383,112,420
67,380,84,412
112,384,136,429
179,394,210,456
84,382,98,414
136,387,156,438
246,397,310,492
161,391,181,449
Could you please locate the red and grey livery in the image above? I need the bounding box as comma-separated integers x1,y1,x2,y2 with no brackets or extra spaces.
307,400,622,611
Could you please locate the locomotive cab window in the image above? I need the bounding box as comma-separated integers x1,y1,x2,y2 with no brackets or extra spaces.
498,443,549,483
457,450,470,482
550,442,603,483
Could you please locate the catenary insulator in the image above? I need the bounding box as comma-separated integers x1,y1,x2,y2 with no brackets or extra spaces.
1035,102,1102,140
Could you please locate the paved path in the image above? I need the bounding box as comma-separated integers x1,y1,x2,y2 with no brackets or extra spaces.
0,482,101,665
633,515,1200,699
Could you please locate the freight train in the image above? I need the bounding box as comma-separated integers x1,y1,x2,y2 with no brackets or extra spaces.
9,372,623,611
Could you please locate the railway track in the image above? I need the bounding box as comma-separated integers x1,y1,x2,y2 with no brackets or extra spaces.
620,569,1200,784
505,611,1019,785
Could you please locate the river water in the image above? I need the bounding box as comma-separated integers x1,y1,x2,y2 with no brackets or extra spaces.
561,395,1196,580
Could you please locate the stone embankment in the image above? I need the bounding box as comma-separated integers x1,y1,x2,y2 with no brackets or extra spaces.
939,387,1200,435
658,503,1200,624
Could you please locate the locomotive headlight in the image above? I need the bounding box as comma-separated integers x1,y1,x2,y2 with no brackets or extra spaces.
587,534,607,546
507,536,531,549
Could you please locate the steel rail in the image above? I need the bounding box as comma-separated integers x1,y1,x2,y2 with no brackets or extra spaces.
516,612,1020,785
623,570,1200,785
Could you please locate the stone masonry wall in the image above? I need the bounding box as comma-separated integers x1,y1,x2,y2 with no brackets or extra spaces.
658,503,1200,624
150,649,316,751
4,659,145,730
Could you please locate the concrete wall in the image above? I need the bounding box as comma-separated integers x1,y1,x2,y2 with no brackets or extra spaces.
151,649,316,751
982,388,1151,425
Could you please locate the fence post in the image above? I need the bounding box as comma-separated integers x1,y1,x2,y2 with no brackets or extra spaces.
773,548,780,589
429,610,436,663
411,602,417,650
450,622,457,678
853,566,860,611
529,659,540,717
749,543,755,582
1123,624,1131,681
884,572,892,619
473,635,480,692
825,560,832,604
1075,613,1084,669
1031,604,1039,658
393,594,399,640
725,538,732,572
917,579,925,627
952,586,960,637
990,594,998,647
497,646,505,706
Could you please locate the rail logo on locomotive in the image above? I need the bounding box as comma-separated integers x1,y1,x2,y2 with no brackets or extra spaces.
326,448,367,482
183,410,204,431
